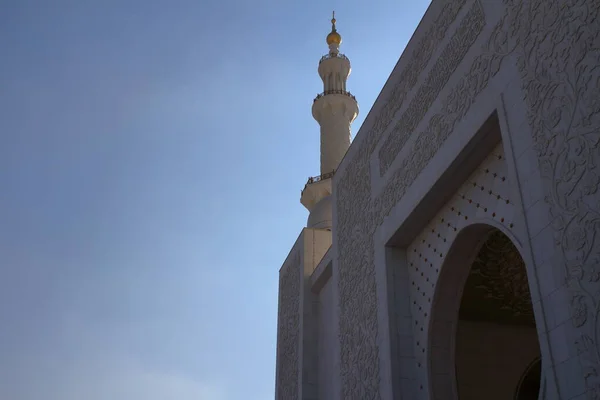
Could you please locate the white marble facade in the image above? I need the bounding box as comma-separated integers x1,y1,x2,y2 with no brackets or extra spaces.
275,0,600,398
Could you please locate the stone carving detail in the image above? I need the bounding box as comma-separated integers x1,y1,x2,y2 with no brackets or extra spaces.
334,1,482,398
275,251,301,400
378,2,486,175
336,0,600,397
365,0,467,156
336,155,381,399
507,0,600,397
373,10,514,221
393,0,600,394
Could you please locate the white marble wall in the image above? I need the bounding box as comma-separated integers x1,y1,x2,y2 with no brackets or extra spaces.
332,0,600,398
317,278,336,400
276,0,600,398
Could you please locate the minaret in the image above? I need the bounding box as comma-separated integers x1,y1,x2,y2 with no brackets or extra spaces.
300,12,359,230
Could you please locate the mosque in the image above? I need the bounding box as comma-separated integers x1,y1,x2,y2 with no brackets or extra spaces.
275,0,600,398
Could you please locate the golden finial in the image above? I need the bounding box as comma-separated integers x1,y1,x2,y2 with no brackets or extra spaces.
326,11,342,46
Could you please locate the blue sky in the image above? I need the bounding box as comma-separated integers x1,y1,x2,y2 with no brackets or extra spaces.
0,1,429,399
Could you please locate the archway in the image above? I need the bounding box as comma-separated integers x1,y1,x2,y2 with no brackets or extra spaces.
429,224,541,399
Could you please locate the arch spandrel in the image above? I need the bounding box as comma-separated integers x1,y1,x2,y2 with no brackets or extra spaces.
391,140,553,398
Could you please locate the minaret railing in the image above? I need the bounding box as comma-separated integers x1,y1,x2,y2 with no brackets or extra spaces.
306,170,335,185
313,90,356,103
319,53,349,64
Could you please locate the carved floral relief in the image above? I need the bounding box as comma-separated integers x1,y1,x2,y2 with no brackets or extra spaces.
334,0,600,397
275,251,301,400
509,0,600,396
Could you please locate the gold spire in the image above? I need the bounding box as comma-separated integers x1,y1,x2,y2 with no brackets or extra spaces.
326,11,342,46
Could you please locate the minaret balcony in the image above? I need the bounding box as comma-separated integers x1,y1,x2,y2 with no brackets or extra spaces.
319,52,349,64
313,90,356,103
300,170,335,211
306,170,335,185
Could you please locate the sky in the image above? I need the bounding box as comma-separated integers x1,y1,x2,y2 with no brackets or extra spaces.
0,1,430,399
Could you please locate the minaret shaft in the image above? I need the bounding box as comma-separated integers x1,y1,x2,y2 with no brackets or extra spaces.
314,96,356,174
320,114,351,175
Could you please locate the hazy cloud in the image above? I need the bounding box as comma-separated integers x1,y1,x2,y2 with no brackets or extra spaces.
0,315,227,400
52,357,227,400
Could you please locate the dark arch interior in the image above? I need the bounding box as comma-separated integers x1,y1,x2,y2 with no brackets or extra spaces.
455,229,541,399
515,358,542,400
458,230,536,326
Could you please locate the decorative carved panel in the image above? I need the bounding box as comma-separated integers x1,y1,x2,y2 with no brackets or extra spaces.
510,0,600,396
333,0,600,396
275,251,301,400
378,2,486,176
366,0,468,156
334,1,491,397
